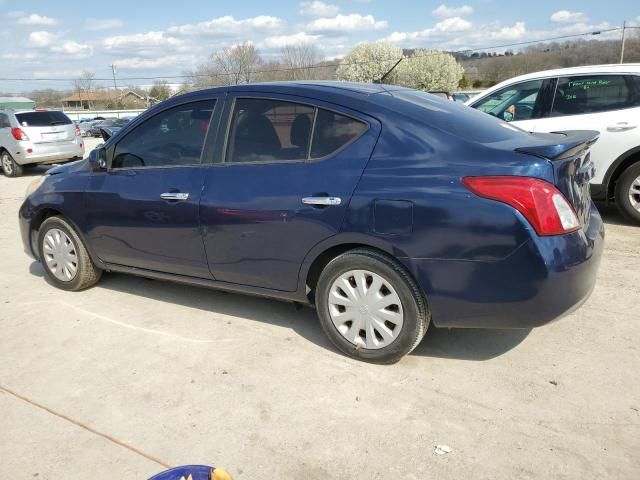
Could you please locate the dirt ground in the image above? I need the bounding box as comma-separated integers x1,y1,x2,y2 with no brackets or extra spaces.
1,140,639,479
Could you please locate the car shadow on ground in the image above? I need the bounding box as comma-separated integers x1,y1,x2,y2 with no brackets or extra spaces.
595,202,636,227
29,261,531,362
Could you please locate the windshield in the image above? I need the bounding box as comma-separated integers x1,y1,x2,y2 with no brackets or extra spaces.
15,111,72,127
392,89,530,143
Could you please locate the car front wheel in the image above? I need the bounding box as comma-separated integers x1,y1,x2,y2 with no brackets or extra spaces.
615,162,640,225
37,216,102,291
315,248,430,364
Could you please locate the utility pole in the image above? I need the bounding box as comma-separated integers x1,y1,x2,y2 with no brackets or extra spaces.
620,21,627,64
111,64,119,108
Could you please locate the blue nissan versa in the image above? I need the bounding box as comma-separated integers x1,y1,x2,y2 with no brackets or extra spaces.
19,82,604,363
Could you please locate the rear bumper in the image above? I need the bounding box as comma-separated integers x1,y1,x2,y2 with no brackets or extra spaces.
10,140,84,165
406,203,604,328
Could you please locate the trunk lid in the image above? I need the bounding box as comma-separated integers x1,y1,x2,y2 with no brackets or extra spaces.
15,111,75,144
515,130,599,228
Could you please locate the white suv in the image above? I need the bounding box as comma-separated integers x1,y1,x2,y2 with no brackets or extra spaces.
0,109,84,177
467,64,640,224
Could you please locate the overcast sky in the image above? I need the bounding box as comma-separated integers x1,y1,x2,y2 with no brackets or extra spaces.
0,0,637,92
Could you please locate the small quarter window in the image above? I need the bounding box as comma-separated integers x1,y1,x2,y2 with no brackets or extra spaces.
310,108,367,158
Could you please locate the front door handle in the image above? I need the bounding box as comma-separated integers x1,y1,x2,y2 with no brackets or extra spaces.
302,196,342,206
160,192,189,201
607,122,637,132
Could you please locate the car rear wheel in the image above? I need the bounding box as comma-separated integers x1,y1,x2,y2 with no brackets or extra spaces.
1,151,23,177
315,248,430,364
37,216,102,291
615,162,640,225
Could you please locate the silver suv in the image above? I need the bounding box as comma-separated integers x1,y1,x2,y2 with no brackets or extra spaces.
0,110,84,177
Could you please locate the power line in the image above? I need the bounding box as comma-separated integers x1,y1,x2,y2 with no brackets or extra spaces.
0,26,631,83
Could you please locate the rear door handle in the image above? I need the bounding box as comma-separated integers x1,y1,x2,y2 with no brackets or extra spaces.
607,122,637,132
160,192,189,201
302,196,342,206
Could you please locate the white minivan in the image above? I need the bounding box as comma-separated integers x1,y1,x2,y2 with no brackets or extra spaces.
467,64,640,224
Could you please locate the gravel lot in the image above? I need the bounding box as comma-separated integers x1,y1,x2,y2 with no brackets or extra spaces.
1,138,639,479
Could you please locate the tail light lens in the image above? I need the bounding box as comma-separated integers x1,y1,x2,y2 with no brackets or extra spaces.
462,176,580,236
11,127,29,141
75,124,81,136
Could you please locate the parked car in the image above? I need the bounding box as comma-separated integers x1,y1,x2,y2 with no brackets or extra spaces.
79,121,96,137
467,64,640,224
87,119,118,137
0,109,84,177
452,92,470,102
19,82,603,363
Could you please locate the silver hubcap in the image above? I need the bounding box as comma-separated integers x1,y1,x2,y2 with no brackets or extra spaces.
43,228,78,281
328,269,404,350
1,154,12,174
629,176,640,212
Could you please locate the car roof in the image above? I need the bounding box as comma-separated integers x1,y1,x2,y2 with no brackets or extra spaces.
467,63,640,103
172,81,410,103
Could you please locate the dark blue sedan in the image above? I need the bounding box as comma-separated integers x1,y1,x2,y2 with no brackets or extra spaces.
19,82,604,363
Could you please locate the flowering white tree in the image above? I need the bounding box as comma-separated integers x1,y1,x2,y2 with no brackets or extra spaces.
336,43,403,84
397,50,464,91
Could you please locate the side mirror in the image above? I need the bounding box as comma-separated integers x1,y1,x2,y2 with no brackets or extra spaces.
89,147,108,171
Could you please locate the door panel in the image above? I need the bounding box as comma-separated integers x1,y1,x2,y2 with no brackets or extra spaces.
200,95,381,291
84,98,219,278
85,167,211,277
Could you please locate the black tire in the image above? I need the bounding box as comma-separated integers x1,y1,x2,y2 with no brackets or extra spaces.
1,151,24,177
37,216,102,291
614,162,640,225
315,248,430,364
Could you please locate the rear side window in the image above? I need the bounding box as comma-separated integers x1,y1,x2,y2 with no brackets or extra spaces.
15,111,72,127
227,99,314,163
225,98,367,163
112,100,215,169
552,75,635,115
0,113,10,128
311,109,366,158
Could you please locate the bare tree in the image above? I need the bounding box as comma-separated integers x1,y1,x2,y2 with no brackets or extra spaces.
280,43,324,80
212,42,263,85
73,70,95,109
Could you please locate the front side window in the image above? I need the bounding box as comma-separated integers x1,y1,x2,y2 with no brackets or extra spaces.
226,99,314,163
112,100,215,169
473,79,544,122
552,75,635,116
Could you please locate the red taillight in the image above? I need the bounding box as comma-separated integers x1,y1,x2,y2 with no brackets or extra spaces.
75,124,81,136
11,127,29,141
462,176,580,236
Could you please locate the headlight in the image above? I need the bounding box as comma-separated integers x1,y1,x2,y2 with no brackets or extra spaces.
25,175,47,199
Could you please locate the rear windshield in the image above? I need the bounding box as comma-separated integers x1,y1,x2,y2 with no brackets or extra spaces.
15,111,72,127
391,90,529,144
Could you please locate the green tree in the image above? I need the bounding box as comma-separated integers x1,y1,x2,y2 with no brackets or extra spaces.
149,80,172,101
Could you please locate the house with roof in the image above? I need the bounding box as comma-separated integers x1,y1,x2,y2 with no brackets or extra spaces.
60,89,152,109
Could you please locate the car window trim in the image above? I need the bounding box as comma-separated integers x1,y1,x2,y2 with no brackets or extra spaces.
220,94,370,166
549,73,637,117
107,98,218,172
